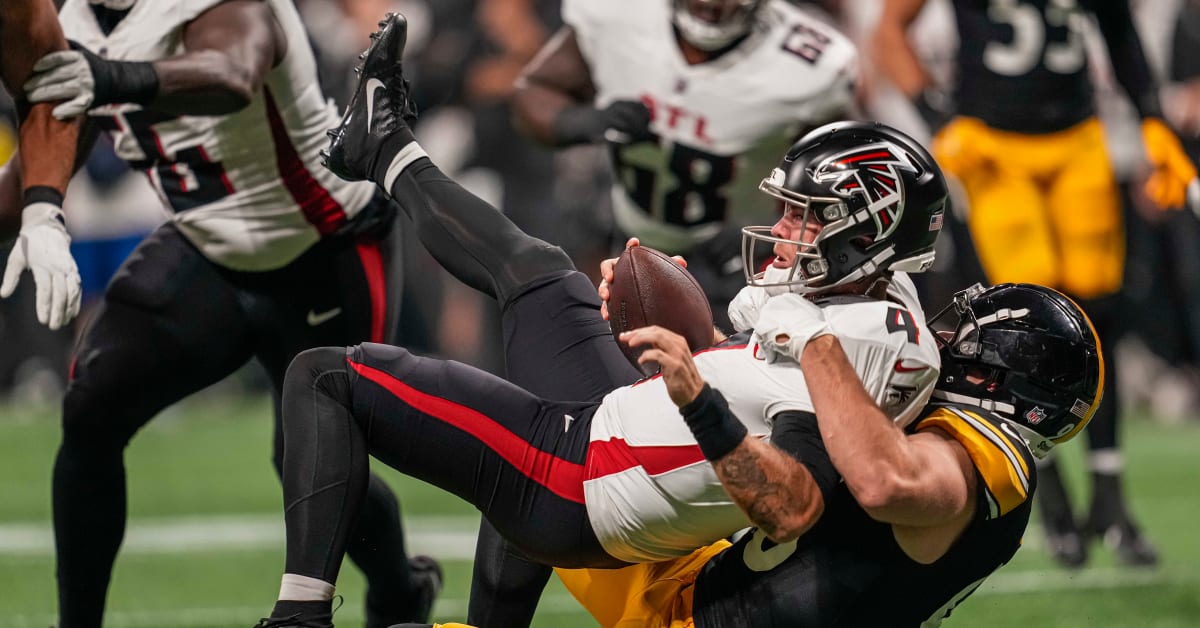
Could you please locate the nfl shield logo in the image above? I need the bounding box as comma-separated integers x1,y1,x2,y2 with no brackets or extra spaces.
1026,406,1047,425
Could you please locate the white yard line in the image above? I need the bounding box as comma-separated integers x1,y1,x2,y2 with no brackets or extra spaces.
0,516,1192,627
0,514,481,559
0,569,1189,628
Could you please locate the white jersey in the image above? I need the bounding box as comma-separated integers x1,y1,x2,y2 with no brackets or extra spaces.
60,0,376,271
563,0,857,252
584,277,939,563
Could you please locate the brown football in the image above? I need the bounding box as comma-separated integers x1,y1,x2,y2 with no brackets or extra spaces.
608,246,714,374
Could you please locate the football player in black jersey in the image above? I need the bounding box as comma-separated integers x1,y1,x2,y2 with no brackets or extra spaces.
391,282,1101,627
872,0,1193,567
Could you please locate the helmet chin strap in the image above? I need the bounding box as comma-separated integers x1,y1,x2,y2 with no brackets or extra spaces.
89,0,137,10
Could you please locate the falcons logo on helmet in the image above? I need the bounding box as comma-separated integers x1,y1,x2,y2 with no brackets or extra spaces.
812,142,921,240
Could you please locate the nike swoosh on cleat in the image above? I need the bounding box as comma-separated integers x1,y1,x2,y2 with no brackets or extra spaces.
365,78,386,127
307,307,343,326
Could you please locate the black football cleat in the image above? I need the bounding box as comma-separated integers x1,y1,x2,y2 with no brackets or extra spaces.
1087,518,1160,568
408,554,444,623
1042,518,1089,570
251,614,333,628
365,555,444,628
323,12,419,183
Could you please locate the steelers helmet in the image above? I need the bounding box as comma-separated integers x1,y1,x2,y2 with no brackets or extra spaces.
930,283,1105,458
743,121,948,295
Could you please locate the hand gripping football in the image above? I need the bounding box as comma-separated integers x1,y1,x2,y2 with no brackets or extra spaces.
608,246,714,373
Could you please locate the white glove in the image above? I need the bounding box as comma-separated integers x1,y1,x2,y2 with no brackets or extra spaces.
23,50,97,120
752,293,834,364
1,202,82,330
727,285,771,333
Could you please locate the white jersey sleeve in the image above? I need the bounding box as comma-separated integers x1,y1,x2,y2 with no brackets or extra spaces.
58,0,376,271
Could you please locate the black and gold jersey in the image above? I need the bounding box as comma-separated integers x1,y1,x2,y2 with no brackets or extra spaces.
692,402,1037,627
952,0,1092,133
951,0,1159,134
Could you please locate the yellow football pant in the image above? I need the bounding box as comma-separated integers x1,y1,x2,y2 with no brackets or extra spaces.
933,116,1124,299
555,541,732,628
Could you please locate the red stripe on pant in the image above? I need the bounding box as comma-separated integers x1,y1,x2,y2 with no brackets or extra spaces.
347,358,587,503
354,241,387,343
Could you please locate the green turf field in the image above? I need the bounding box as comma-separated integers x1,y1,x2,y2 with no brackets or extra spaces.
0,394,1197,627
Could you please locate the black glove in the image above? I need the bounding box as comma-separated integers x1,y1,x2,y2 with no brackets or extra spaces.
24,40,158,119
552,99,654,146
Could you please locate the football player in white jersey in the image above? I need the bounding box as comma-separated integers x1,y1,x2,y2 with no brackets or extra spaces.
513,0,858,331
5,2,440,627
389,282,1105,628
0,0,84,331
250,15,947,628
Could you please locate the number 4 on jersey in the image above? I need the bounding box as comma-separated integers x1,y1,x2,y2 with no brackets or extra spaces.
886,306,920,344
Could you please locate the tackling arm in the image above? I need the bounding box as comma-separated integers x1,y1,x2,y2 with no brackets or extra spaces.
799,335,971,527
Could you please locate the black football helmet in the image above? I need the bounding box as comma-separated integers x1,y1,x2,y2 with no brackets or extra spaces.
929,283,1105,458
743,121,948,294
673,0,766,51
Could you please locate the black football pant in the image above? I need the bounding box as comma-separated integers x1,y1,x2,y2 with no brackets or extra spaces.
277,156,642,623
54,210,417,627
387,157,643,626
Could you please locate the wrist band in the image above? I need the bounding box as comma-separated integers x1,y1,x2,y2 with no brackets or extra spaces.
24,185,65,208
681,384,748,461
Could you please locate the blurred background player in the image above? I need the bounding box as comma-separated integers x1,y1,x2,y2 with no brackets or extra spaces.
11,0,439,625
0,0,84,331
872,0,1199,568
512,0,858,331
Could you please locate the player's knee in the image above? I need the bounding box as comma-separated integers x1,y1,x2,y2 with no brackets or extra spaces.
282,347,356,444
60,355,144,449
286,347,351,399
502,241,573,301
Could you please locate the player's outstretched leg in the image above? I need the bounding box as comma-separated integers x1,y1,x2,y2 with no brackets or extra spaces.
323,12,573,308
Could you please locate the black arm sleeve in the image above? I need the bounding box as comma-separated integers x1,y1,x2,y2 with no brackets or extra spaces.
1092,0,1163,118
769,410,841,506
